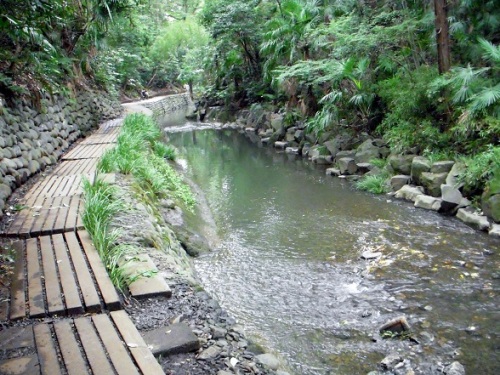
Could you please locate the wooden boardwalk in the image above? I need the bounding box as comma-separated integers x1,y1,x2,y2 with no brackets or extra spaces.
8,230,121,320
0,117,167,375
0,312,164,375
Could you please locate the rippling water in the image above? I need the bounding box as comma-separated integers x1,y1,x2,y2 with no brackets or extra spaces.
164,124,499,375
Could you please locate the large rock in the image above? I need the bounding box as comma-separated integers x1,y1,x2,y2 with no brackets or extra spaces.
431,160,455,174
274,141,289,149
388,154,415,175
456,208,490,231
312,155,333,165
411,156,431,185
390,175,411,192
420,172,448,197
308,145,329,159
482,176,500,222
482,194,500,223
394,185,425,202
414,195,442,211
255,354,280,371
440,184,463,214
354,139,381,163
446,162,466,188
489,224,500,237
443,361,465,375
338,158,357,175
335,150,356,160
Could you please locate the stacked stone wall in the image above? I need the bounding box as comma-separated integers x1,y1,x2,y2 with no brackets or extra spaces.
139,93,193,118
0,90,122,220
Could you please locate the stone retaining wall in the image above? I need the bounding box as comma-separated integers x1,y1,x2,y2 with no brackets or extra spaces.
138,93,193,118
0,90,122,220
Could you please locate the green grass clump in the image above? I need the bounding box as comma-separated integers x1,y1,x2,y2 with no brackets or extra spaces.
97,113,194,208
369,158,387,169
82,177,130,290
355,174,390,194
153,142,177,161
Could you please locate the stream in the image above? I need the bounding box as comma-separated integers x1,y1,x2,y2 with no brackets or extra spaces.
161,115,499,375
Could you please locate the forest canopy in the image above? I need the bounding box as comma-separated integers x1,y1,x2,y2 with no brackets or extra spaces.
0,0,499,194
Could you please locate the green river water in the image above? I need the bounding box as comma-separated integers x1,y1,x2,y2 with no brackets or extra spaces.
162,117,499,375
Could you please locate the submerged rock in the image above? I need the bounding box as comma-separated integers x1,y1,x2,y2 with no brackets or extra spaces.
444,361,465,375
255,353,280,370
379,352,403,370
379,316,411,336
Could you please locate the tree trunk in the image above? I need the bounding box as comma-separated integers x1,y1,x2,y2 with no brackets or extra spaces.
434,0,451,74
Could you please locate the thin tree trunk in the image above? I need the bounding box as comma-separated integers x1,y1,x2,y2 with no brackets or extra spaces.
434,0,451,74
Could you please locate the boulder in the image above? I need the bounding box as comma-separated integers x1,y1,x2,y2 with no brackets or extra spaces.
440,184,463,214
489,224,500,237
443,361,465,375
380,353,403,371
335,150,356,160
390,175,411,192
326,168,342,176
274,141,289,149
356,163,373,174
354,139,381,163
431,160,455,174
414,195,442,211
394,185,425,202
482,176,500,222
294,129,304,142
324,139,342,157
285,147,300,155
446,162,466,189
379,316,411,335
312,155,333,165
308,145,329,159
338,158,357,175
456,208,490,231
388,154,415,175
482,194,500,223
411,156,431,185
255,354,280,371
420,172,448,197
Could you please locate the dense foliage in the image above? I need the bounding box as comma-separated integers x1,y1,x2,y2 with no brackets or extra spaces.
1,0,498,196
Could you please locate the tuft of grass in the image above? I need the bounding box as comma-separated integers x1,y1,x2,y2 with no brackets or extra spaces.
369,158,387,169
82,177,130,290
97,113,194,208
355,174,390,194
153,141,177,161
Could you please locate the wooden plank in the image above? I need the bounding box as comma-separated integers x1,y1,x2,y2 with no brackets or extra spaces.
39,236,65,316
53,321,89,375
110,311,164,375
9,241,26,320
92,315,139,375
26,238,45,318
53,197,70,233
38,196,63,236
33,324,63,375
52,234,83,315
74,317,115,375
78,231,121,310
64,232,101,312
66,195,83,232
20,196,50,238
